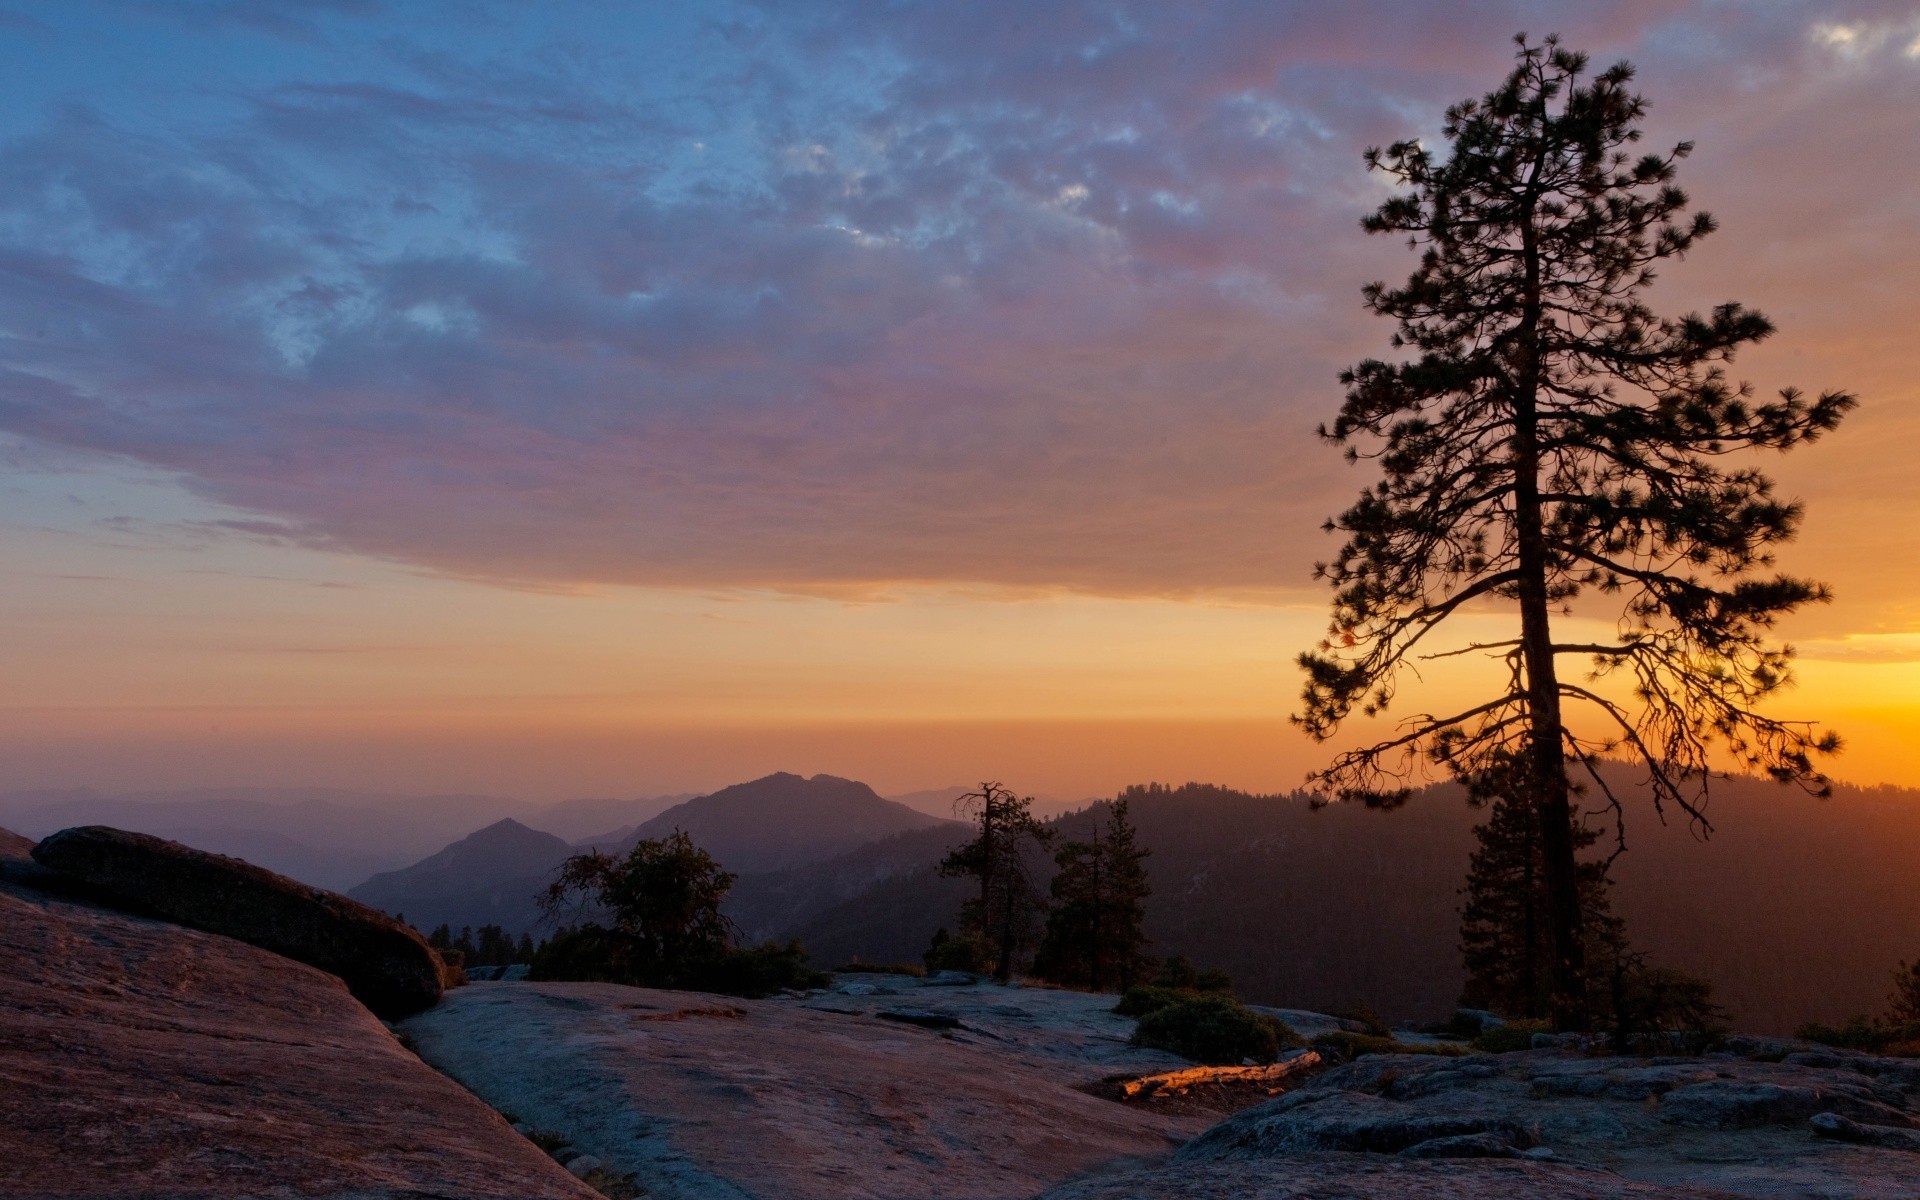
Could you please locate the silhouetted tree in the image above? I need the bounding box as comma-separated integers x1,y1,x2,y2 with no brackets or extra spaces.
1034,799,1153,991
538,829,738,983
940,782,1054,981
1459,773,1624,1019
1889,960,1920,1027
1297,35,1853,1028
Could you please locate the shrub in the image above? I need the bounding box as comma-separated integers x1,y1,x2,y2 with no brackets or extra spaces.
701,940,831,998
1471,1018,1549,1054
1131,993,1303,1065
1797,1016,1920,1056
923,927,991,973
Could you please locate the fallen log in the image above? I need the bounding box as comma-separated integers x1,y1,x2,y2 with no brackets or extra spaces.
1120,1050,1322,1098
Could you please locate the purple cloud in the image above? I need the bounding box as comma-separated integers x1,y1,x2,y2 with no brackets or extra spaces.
0,2,1912,594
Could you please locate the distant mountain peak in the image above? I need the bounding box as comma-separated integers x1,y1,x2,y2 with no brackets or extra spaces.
629,772,955,874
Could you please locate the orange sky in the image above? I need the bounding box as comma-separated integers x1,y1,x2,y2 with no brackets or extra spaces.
1,5,1916,801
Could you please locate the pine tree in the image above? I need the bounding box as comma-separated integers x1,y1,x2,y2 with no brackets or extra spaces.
1035,798,1153,990
1296,36,1853,1028
939,781,1054,981
1458,785,1624,1019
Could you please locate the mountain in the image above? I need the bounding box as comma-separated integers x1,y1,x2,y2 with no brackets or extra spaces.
627,773,960,874
725,824,972,943
348,819,575,935
348,772,965,937
0,788,532,891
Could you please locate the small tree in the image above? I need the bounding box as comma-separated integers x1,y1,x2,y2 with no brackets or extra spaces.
538,829,737,985
1297,35,1854,1028
1459,780,1625,1019
1034,799,1153,991
1889,961,1920,1027
940,782,1054,981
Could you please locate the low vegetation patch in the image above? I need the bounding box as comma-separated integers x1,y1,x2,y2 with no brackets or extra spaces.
1798,1017,1920,1057
1471,1018,1550,1054
1130,993,1304,1065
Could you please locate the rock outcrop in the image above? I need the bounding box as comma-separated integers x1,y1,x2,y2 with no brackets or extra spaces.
31,825,442,1018
1152,1044,1920,1198
0,849,597,1200
401,977,1215,1200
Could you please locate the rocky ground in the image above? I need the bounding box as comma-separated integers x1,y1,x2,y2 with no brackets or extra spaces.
400,975,1218,1200
1040,1040,1920,1199
0,830,596,1200
13,821,1920,1200
406,971,1920,1200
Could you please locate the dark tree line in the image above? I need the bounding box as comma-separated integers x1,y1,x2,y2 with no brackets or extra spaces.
933,783,1153,988
1298,35,1853,1029
426,922,535,969
1033,798,1153,991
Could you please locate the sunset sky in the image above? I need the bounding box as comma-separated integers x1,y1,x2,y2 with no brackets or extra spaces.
1,1,1916,801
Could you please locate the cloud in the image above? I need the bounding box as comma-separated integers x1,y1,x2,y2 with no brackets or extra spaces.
0,2,1912,596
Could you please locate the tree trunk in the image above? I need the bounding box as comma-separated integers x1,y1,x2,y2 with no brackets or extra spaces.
1516,184,1589,1032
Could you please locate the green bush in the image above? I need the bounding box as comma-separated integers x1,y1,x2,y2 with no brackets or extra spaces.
1471,1018,1549,1054
1312,1031,1469,1060
701,941,831,997
1131,994,1303,1065
923,927,991,973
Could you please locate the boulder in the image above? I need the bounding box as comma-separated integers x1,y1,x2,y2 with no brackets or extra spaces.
0,871,596,1200
32,825,442,1018
1457,1007,1505,1033
1810,1111,1920,1151
1400,1132,1526,1159
1658,1078,1911,1129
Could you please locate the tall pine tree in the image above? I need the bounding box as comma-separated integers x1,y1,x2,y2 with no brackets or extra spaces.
939,782,1054,981
1297,36,1853,1028
1034,798,1153,991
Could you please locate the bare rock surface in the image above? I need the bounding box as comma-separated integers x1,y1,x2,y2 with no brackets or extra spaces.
1163,1046,1920,1199
0,869,597,1200
1037,1155,1731,1199
401,978,1216,1200
31,824,442,1018
810,972,1359,1051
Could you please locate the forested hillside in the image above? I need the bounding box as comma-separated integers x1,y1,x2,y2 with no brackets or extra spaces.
778,776,1920,1033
